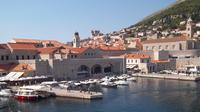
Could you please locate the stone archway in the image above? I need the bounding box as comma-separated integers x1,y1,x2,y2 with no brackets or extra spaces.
91,64,102,74
104,63,113,73
77,65,90,76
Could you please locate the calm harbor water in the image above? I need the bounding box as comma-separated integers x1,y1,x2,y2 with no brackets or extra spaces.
2,78,200,112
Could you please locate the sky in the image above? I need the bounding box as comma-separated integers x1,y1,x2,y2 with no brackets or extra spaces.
0,0,175,43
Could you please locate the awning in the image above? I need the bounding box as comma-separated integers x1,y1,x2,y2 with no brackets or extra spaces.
126,65,137,69
4,72,24,81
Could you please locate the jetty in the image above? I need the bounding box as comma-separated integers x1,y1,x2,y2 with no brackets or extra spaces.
48,87,103,100
133,73,200,81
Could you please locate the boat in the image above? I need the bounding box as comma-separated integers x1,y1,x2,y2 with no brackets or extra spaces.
114,80,129,86
127,77,137,81
0,89,12,97
15,89,39,101
100,81,117,88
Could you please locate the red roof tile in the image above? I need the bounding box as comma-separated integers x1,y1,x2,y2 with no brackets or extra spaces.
37,47,63,54
0,44,9,49
12,38,65,47
8,43,37,50
0,64,12,72
99,46,126,51
0,63,33,72
68,47,88,54
125,53,150,59
142,36,188,44
151,60,169,63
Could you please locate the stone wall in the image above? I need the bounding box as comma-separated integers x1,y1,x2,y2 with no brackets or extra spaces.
175,57,200,69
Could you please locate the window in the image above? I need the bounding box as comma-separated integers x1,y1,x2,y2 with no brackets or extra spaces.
165,45,168,49
22,56,24,60
128,59,130,63
159,45,162,50
146,46,149,50
179,43,182,50
33,55,36,59
1,56,4,60
172,45,176,49
27,56,30,59
135,60,137,63
16,55,19,60
71,55,74,58
6,56,9,60
141,59,144,63
152,46,155,50
131,60,133,63
74,55,77,58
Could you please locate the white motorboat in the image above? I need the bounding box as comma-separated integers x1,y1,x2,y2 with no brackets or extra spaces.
114,80,129,86
0,89,12,97
15,89,39,101
100,81,117,88
127,77,137,81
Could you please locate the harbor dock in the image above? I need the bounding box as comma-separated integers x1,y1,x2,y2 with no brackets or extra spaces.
132,73,200,81
41,87,103,100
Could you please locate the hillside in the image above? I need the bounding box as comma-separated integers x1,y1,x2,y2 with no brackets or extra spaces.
126,0,200,37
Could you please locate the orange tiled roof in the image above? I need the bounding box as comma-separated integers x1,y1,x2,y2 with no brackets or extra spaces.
0,64,12,72
12,38,42,44
151,60,169,63
8,43,37,50
125,53,150,59
142,36,188,44
99,46,126,51
0,63,33,72
0,44,9,49
11,63,33,72
12,38,65,47
68,47,88,54
37,47,60,54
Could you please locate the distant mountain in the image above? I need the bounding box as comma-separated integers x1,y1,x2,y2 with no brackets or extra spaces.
126,0,200,36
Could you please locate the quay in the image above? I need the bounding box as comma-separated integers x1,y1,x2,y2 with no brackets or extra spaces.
39,87,103,100
132,73,200,81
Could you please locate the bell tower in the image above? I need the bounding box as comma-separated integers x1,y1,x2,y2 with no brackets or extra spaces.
73,32,80,48
186,17,193,39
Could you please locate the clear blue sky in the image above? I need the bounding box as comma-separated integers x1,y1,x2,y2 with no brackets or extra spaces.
0,0,175,43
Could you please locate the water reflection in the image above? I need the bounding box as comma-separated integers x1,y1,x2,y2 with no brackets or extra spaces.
3,78,200,112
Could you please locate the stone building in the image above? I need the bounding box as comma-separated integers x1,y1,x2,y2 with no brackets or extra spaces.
142,36,199,51
124,53,156,73
0,38,126,80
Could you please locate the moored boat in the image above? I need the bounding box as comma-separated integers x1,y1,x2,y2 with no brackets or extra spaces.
0,89,12,97
114,80,129,86
15,89,39,101
100,81,117,88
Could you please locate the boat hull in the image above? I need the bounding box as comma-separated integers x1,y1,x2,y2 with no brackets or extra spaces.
15,95,38,101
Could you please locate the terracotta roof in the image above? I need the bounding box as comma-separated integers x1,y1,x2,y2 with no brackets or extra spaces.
8,43,37,50
68,47,88,54
37,47,63,54
0,64,12,72
0,63,33,72
99,46,126,51
0,44,9,49
151,60,169,63
125,53,150,59
11,63,33,72
142,36,188,44
11,38,42,44
11,38,65,47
